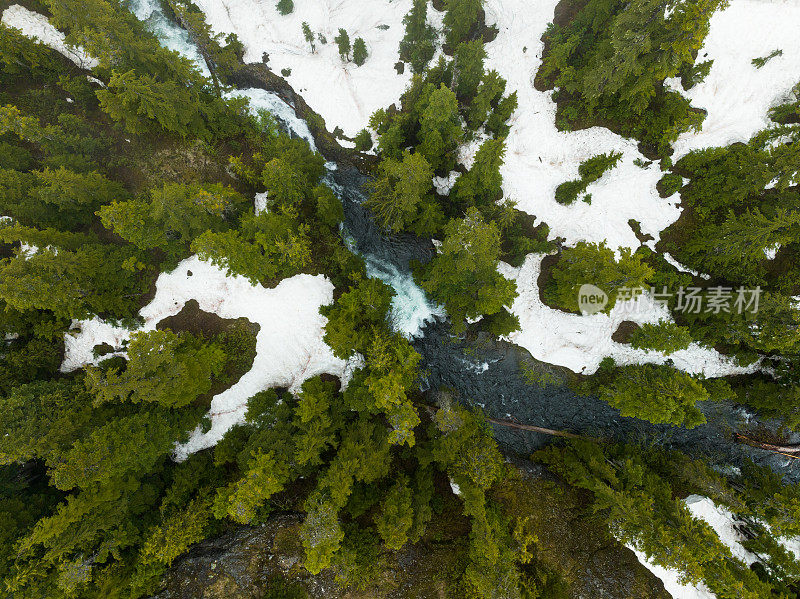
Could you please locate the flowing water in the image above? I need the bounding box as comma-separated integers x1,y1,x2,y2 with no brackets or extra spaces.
127,0,800,481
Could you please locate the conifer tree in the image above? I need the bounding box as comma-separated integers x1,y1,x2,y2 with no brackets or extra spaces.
454,40,485,100
443,0,483,47
399,0,437,73
86,329,226,409
545,241,653,313
451,137,506,208
418,208,516,333
353,38,368,66
302,22,315,53
595,362,708,427
366,150,443,235
418,84,463,171
334,28,351,61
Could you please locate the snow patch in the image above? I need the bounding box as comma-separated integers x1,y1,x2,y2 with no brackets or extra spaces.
628,546,716,599
498,254,756,376
673,1,800,156
191,0,440,136
1,5,98,69
61,256,346,458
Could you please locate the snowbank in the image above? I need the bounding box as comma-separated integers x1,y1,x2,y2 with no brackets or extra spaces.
498,254,756,376
628,546,715,599
673,0,800,156
62,255,347,458
191,0,443,136
1,5,98,69
482,0,679,250
481,0,800,250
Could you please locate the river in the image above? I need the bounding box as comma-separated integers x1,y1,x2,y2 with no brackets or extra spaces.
128,0,800,482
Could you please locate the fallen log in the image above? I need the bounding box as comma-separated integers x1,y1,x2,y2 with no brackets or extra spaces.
485,417,587,440
735,433,800,458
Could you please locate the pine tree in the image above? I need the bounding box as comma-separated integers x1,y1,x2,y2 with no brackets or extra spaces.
418,84,463,171
366,150,442,235
353,38,368,66
276,0,294,15
545,241,653,313
399,0,437,73
418,208,517,333
595,362,708,427
454,40,485,100
302,22,315,53
334,28,351,61
374,476,414,550
86,329,226,409
443,0,483,47
452,137,506,208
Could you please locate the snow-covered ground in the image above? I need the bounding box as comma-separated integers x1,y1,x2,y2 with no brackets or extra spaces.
499,254,756,376
672,0,800,156
61,255,347,459
481,0,800,250
1,4,98,69
191,0,442,137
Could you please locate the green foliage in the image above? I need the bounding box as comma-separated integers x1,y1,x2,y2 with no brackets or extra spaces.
353,38,368,66
629,320,693,355
276,0,294,16
213,449,289,523
539,0,723,151
86,329,226,409
192,210,313,284
657,172,683,196
545,241,653,313
454,40,486,100
321,278,394,359
0,225,148,319
752,49,783,69
399,0,437,73
353,128,373,151
536,440,776,599
417,208,517,333
593,361,708,427
335,28,351,61
443,0,483,47
99,182,246,264
374,476,414,550
555,152,621,205
302,22,315,52
418,84,464,171
365,150,443,235
452,138,506,209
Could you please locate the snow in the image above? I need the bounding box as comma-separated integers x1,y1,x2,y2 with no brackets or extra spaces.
684,495,759,565
628,546,716,599
764,243,781,260
254,191,268,214
433,170,460,195
479,0,800,251
61,255,347,459
481,0,680,250
498,254,757,376
1,5,98,70
673,0,800,156
190,0,443,136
